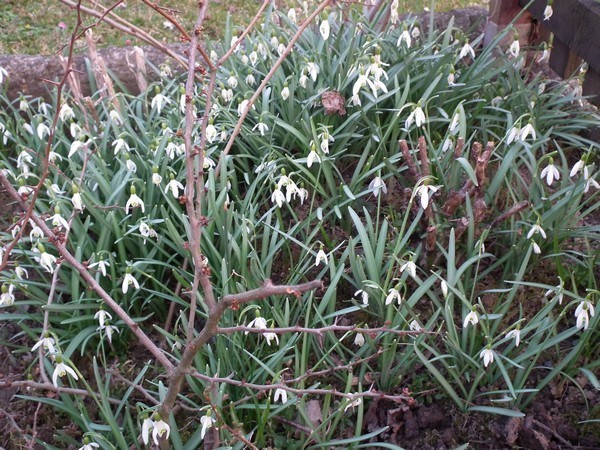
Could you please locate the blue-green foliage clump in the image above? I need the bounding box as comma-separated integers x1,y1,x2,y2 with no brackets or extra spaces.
0,4,598,448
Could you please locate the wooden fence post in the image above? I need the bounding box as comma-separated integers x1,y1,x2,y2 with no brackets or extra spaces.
484,0,532,46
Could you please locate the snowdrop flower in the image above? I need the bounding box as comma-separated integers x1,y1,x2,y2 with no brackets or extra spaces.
281,84,290,100
506,125,521,145
271,185,285,208
221,87,233,103
354,289,369,306
98,323,119,344
390,0,399,24
31,334,56,355
52,358,79,386
249,49,258,66
230,35,240,52
569,159,590,179
19,98,29,112
315,246,328,266
122,268,140,294
506,328,521,346
543,4,553,20
584,176,600,193
463,308,479,328
125,185,145,214
409,320,422,332
0,284,15,306
508,37,520,58
354,331,365,347
527,222,547,240
151,89,171,114
59,104,74,122
307,146,321,168
112,136,129,155
70,122,82,139
68,138,88,158
540,158,560,185
519,121,536,141
400,259,417,278
264,325,279,346
253,120,269,136
415,183,439,210
318,130,334,154
17,150,33,172
109,109,123,126
537,44,550,64
29,224,44,241
386,286,402,305
15,263,28,280
305,62,319,82
200,412,216,439
245,70,256,86
397,27,411,48
277,43,286,56
531,240,541,254
441,280,449,298
36,123,50,140
125,154,137,173
152,417,170,445
287,8,297,23
94,309,112,328
71,188,84,212
246,313,268,335
273,388,288,404
78,440,99,450
38,244,57,274
0,66,8,84
89,258,109,277
319,18,330,40
227,71,238,88
163,174,184,199
299,73,308,88
151,166,162,186
237,99,251,116
459,40,475,59
479,346,495,367
369,176,387,197
344,395,362,412
575,300,595,330
449,112,460,134
141,415,154,445
205,122,217,144
405,102,426,128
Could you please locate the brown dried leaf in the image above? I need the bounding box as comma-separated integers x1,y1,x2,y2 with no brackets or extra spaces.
322,90,347,116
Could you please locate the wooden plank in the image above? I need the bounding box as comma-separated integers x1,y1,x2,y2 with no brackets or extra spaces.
583,67,600,107
549,36,583,79
520,0,600,73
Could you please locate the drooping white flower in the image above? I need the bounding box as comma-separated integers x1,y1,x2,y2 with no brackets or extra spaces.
319,18,330,40
397,28,411,48
569,159,589,179
15,263,29,280
246,315,268,333
31,335,56,355
584,176,600,194
264,327,279,346
200,413,216,439
531,240,541,254
164,175,184,198
354,331,365,347
151,92,171,114
305,62,319,82
125,185,145,214
0,284,15,306
307,148,321,168
59,104,74,122
390,0,399,24
508,39,520,58
575,300,595,330
400,260,417,278
281,85,290,100
36,123,50,140
122,269,140,294
386,287,402,305
463,308,479,328
415,183,439,210
89,258,109,277
125,156,137,173
273,388,288,404
253,120,269,136
526,222,547,240
38,245,57,274
78,441,99,450
112,136,129,155
315,247,328,266
141,416,154,445
98,323,119,344
540,160,560,186
505,328,521,347
543,4,553,20
152,418,170,445
459,41,475,59
152,167,163,186
344,395,362,412
287,8,297,23
94,309,112,328
479,346,495,367
271,185,285,208
409,320,422,332
354,289,369,306
405,103,426,128
441,280,449,298
227,72,238,88
0,66,8,84
519,121,536,141
221,87,233,102
52,359,79,386
205,123,217,143
369,176,387,197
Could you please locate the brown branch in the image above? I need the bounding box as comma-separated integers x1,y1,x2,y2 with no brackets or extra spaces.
0,379,123,405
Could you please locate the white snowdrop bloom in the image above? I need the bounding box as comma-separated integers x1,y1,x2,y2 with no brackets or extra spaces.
479,347,495,367
305,62,319,81
397,29,411,48
281,85,290,100
70,122,82,139
152,418,170,445
15,264,29,280
409,320,422,332
273,388,288,404
227,72,238,88
246,315,268,333
59,104,74,122
152,170,162,186
19,98,29,111
307,148,321,168
519,122,536,141
354,289,369,306
125,188,145,214
299,73,308,88
369,176,387,197
245,72,256,86
543,4,553,20
315,248,328,266
459,41,475,59
506,125,520,145
575,300,595,330
94,309,112,328
287,8,297,23
109,109,123,125
0,66,8,84
400,260,417,278
540,161,560,186
505,329,521,347
405,104,426,128
386,287,402,305
38,246,57,274
354,331,365,347
230,35,240,52
449,112,460,134
68,139,88,158
37,123,50,140
200,413,216,439
277,43,286,57
569,159,589,179
122,270,140,294
415,183,439,210
508,39,520,58
531,240,541,254
264,327,279,346
52,359,79,387
205,123,217,143
584,176,600,193
237,99,250,116
411,27,421,39
252,121,269,136
89,258,109,277
249,50,258,66
125,157,137,173
165,176,184,198
271,186,285,208
221,87,233,102
151,92,171,114
319,19,330,40
526,223,547,240
31,335,56,355
72,192,84,211
112,137,129,155
141,416,154,445
317,131,334,154
463,309,479,328
390,0,399,24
